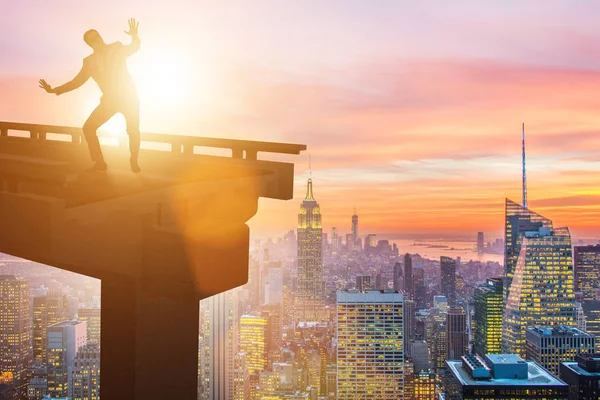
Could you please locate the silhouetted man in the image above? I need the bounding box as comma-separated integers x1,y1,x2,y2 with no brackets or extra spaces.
40,18,142,172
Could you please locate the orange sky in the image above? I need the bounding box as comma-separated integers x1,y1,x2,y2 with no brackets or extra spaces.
2,2,600,240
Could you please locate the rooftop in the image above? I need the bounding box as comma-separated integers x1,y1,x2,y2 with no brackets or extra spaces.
527,325,592,337
485,354,526,365
446,359,566,387
337,289,403,302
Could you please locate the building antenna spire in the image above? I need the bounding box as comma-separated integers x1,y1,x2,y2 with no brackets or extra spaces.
522,122,527,208
309,154,312,179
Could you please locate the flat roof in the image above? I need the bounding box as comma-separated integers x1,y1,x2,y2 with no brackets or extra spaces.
446,360,567,387
485,354,525,365
562,362,600,378
337,290,403,302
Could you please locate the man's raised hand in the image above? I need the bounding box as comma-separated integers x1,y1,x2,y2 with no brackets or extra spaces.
125,18,139,37
38,79,56,94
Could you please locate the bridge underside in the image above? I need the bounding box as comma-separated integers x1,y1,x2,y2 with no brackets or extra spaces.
0,123,304,399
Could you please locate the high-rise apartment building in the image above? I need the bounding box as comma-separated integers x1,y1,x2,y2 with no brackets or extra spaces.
473,278,503,356
0,275,31,398
199,290,239,400
574,245,600,301
525,325,595,377
440,257,457,306
69,341,100,400
240,315,267,375
297,177,324,322
447,307,468,360
337,290,405,399
503,205,577,357
46,320,87,398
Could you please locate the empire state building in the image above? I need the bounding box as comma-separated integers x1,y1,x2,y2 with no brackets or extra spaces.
297,177,324,322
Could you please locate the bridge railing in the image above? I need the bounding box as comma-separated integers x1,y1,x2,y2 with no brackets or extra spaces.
0,121,306,161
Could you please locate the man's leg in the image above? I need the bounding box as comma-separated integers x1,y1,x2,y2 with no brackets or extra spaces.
83,102,116,169
123,99,141,172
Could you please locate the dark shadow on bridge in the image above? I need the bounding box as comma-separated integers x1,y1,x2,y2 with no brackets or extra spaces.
0,121,305,399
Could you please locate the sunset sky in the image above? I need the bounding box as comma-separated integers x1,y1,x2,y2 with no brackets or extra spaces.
3,1,600,240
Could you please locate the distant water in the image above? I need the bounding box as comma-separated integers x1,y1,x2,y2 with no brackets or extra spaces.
382,238,504,264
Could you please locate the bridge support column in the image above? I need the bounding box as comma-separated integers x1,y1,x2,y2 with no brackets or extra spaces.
101,276,199,400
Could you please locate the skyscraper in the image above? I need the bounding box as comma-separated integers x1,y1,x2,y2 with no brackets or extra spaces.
77,308,101,343
46,320,87,398
0,275,31,398
355,274,372,291
473,278,503,356
503,205,577,357
199,290,239,400
477,232,484,253
240,315,267,375
447,307,468,360
33,291,68,364
525,325,595,377
574,245,600,301
404,253,413,300
440,256,457,307
393,262,403,292
69,341,100,400
297,176,323,322
337,290,405,399
413,265,427,309
503,199,553,306
233,352,249,400
351,208,358,245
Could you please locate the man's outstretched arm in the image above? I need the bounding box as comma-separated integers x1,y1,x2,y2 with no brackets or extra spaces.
123,18,141,57
39,64,90,95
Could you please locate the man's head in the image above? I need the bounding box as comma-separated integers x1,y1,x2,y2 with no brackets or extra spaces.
83,29,105,50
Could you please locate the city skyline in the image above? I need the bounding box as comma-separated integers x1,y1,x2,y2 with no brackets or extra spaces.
3,2,600,237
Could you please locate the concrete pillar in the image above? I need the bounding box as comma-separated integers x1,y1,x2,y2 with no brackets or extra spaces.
101,275,199,399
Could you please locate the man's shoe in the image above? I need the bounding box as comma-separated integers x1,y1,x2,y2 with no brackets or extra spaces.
86,161,107,172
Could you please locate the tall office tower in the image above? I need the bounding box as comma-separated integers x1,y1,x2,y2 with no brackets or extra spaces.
375,272,384,290
404,299,416,356
199,290,239,400
503,199,553,306
331,227,339,255
325,363,336,398
306,349,321,393
525,326,595,377
69,341,100,400
445,354,568,399
440,257,457,306
473,278,503,356
0,275,31,398
355,274,372,291
240,315,267,375
413,265,427,309
583,301,600,352
414,370,436,400
77,308,101,343
574,245,600,301
447,307,468,360
46,320,87,398
233,352,249,400
261,305,282,363
33,291,68,363
297,176,324,322
264,262,283,306
577,302,587,332
404,253,413,300
560,353,600,400
404,360,414,400
432,323,448,372
337,290,405,399
393,262,403,291
352,208,358,244
345,233,354,252
503,220,577,357
411,340,431,372
477,232,484,253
